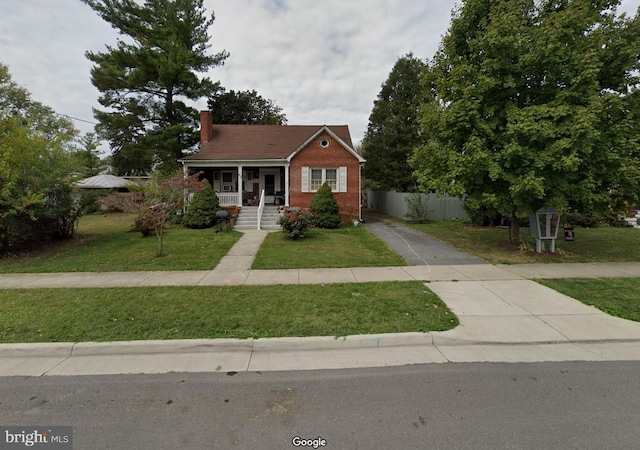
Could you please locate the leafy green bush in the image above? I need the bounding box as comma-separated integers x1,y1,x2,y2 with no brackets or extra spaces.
404,193,432,223
563,211,599,228
278,209,313,240
80,190,110,214
309,183,341,228
183,179,220,229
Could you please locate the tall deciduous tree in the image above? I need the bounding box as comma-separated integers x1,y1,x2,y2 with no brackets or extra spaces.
411,0,640,243
0,63,80,254
207,88,287,125
83,0,229,175
362,54,427,192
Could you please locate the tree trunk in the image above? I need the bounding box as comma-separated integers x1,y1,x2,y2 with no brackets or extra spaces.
509,211,520,244
156,223,164,256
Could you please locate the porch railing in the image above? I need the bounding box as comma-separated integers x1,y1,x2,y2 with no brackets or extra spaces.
257,189,266,230
216,192,240,207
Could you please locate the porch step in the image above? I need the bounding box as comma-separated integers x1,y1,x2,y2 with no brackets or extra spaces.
234,206,282,231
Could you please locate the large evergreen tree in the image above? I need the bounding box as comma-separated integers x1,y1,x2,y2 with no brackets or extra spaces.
207,88,287,125
83,0,229,175
411,0,640,243
362,54,427,192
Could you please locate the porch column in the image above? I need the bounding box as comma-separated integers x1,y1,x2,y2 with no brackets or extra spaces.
284,163,290,206
237,165,243,206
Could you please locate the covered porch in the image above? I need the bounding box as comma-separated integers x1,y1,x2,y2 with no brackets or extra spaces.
183,162,290,208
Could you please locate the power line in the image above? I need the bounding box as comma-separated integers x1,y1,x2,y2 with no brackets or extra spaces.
53,111,98,125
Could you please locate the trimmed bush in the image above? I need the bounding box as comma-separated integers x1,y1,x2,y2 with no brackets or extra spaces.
183,179,220,229
309,183,341,228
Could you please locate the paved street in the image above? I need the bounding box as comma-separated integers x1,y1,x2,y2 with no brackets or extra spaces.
2,362,639,449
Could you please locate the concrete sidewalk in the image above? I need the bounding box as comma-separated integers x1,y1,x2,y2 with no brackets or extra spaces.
2,260,640,288
2,231,640,376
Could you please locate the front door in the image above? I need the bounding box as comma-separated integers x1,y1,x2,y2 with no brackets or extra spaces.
264,174,275,197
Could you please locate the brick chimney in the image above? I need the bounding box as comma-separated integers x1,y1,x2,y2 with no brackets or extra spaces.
200,110,213,142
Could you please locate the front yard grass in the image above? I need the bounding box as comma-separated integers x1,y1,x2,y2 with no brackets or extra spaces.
0,281,457,343
396,217,640,264
251,225,407,269
0,213,242,273
537,278,640,322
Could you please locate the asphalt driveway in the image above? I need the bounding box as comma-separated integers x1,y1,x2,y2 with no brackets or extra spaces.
363,212,486,266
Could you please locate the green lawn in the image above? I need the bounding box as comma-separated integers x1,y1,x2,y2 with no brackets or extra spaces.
0,214,242,273
397,218,640,264
252,225,407,269
537,278,640,322
0,282,458,343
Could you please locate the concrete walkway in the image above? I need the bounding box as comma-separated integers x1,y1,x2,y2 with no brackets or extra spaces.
2,230,640,376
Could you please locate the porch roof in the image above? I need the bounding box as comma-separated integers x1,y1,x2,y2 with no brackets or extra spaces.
180,124,353,162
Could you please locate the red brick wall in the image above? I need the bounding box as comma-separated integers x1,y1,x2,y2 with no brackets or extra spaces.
289,133,362,222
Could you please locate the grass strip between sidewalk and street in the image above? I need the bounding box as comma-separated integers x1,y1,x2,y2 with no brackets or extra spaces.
537,278,640,322
0,281,457,343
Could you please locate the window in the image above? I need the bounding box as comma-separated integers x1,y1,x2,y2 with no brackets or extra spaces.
302,167,346,193
320,138,330,148
325,169,337,190
311,169,323,191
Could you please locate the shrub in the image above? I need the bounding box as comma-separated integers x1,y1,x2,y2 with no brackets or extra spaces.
404,193,432,223
279,209,313,239
183,179,220,229
80,190,109,214
309,183,341,228
131,213,153,237
563,211,599,228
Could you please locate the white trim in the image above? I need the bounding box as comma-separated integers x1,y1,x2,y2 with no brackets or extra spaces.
260,168,281,202
285,126,366,163
304,167,346,193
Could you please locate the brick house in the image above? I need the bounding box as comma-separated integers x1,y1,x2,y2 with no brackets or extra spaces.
179,111,366,227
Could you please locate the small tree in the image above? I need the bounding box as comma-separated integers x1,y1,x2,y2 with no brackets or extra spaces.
404,193,432,223
99,172,203,255
309,183,341,229
183,179,220,229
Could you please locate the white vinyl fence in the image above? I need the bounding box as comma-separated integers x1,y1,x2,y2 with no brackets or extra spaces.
366,191,468,222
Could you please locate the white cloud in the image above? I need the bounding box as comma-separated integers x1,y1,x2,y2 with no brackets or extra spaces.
1,0,639,150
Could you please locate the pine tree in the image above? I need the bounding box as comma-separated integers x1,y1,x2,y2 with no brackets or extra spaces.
362,54,427,191
83,0,229,175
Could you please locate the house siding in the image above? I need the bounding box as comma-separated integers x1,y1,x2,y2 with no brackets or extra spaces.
289,133,361,222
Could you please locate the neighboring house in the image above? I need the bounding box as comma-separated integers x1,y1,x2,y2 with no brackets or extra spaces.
179,111,366,222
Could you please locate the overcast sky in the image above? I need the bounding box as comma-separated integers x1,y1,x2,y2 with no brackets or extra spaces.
2,0,639,151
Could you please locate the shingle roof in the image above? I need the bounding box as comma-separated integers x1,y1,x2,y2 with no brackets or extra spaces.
181,124,354,161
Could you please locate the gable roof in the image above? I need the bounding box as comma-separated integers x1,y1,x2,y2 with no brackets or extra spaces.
180,124,359,162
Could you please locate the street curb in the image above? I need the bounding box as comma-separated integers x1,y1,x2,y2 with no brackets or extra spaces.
4,334,640,358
